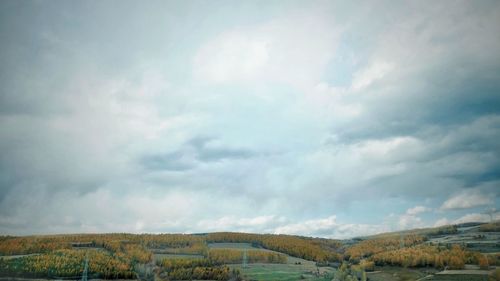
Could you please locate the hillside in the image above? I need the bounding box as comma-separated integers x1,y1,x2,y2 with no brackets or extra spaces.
0,223,498,281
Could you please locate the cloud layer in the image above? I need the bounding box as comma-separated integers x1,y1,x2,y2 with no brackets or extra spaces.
0,0,499,238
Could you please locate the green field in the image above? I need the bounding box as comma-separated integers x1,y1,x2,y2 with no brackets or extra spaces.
422,274,488,281
366,267,494,281
153,253,205,262
230,263,335,281
208,242,336,280
367,267,427,281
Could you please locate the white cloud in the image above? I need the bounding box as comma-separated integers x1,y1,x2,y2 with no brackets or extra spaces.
433,211,500,227
398,214,424,230
274,215,338,236
197,215,284,233
351,61,394,91
440,190,494,210
193,32,269,83
406,205,432,216
192,10,340,87
273,215,390,238
384,207,430,231
433,218,451,227
0,187,207,235
309,83,363,120
454,212,500,224
355,137,423,163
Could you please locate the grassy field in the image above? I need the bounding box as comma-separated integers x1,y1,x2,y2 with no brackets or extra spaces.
208,242,336,280
425,275,490,281
366,266,495,281
230,263,335,281
367,266,429,281
153,253,204,262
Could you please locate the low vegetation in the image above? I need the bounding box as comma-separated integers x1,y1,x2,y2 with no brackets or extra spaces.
479,221,500,232
333,262,367,281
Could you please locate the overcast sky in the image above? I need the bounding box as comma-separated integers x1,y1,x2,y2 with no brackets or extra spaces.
1,0,499,238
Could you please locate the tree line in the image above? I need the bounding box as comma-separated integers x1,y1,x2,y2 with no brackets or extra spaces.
157,258,241,281
344,234,425,262
370,244,500,270
206,232,342,262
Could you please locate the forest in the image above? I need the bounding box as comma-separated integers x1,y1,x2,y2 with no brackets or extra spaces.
206,232,342,262
157,258,240,280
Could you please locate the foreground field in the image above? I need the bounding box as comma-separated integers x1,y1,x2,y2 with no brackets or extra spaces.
367,267,427,281
230,263,334,281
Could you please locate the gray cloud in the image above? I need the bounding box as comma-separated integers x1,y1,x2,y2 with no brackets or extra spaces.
141,136,257,172
188,136,256,162
141,151,195,172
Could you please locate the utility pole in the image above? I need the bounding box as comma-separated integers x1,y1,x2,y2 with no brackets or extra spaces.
81,252,89,281
482,208,497,222
242,249,247,268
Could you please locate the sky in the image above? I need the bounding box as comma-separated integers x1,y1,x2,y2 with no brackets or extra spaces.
0,0,499,239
